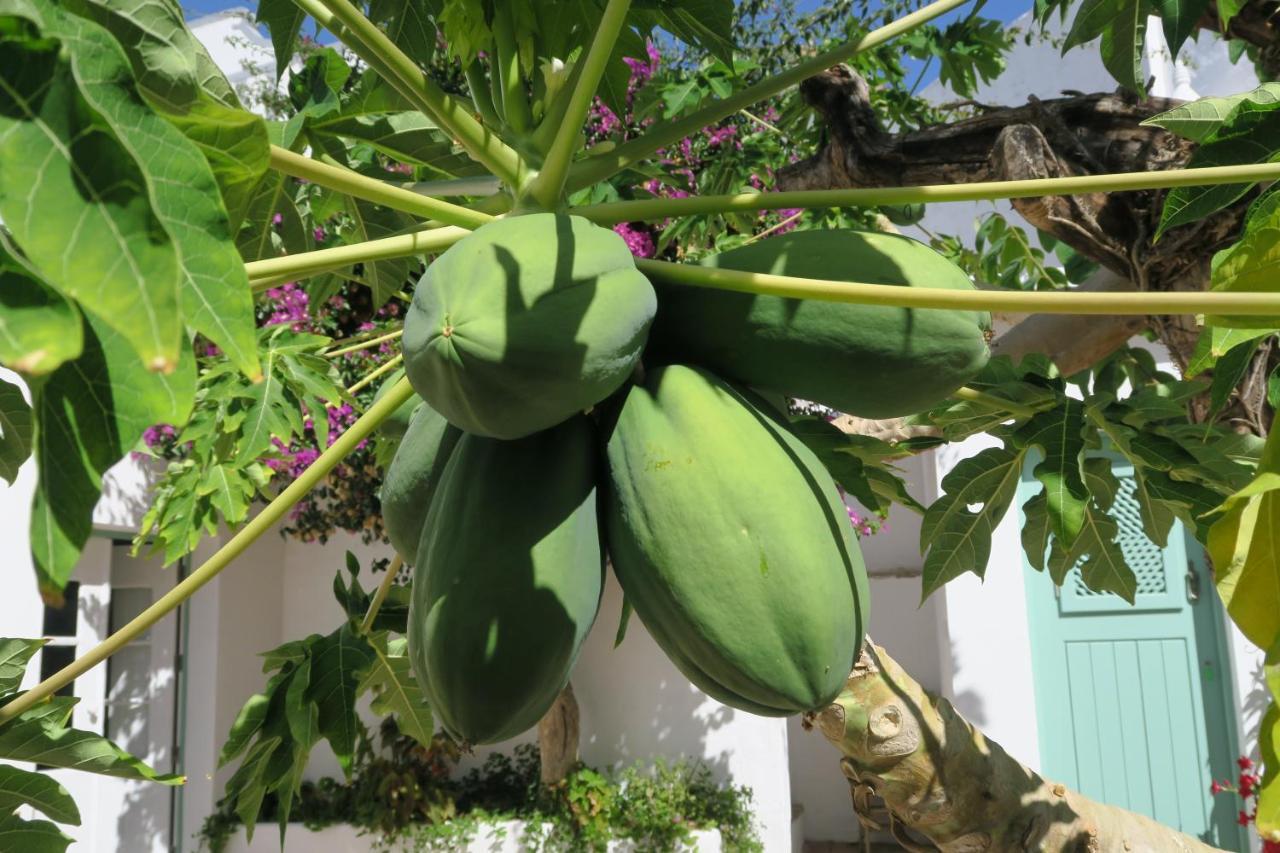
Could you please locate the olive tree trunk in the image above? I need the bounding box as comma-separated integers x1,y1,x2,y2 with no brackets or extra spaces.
808,642,1224,851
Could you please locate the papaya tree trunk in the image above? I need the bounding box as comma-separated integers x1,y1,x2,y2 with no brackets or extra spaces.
538,683,581,784
808,642,1224,852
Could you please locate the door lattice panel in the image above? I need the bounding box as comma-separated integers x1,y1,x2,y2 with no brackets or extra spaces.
1071,476,1168,598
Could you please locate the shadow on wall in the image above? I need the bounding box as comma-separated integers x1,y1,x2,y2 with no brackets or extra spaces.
573,573,736,781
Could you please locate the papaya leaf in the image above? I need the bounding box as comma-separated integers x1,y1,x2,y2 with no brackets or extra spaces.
61,0,237,110
1142,82,1280,142
920,446,1026,597
226,736,280,841
1012,402,1089,547
0,378,31,486
305,624,373,774
161,98,271,237
1047,499,1135,600
1021,491,1051,571
1207,467,1280,652
32,0,260,378
31,315,194,595
0,712,183,784
0,5,182,371
359,633,434,748
0,764,80,825
284,658,319,748
369,0,439,69
0,247,82,376
218,693,270,768
0,814,71,853
0,638,42,695
1157,110,1280,236
338,198,416,308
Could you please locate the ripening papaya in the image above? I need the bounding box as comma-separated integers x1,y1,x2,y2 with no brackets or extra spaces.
379,402,462,564
603,364,869,715
402,214,657,440
645,229,991,418
372,368,422,442
408,416,603,744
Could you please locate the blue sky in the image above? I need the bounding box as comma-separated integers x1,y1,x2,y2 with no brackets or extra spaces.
181,0,1034,87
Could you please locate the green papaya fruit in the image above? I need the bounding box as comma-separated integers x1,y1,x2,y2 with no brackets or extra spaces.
409,416,603,744
603,364,869,715
402,214,657,439
645,229,990,418
379,402,462,564
881,203,926,226
372,367,422,442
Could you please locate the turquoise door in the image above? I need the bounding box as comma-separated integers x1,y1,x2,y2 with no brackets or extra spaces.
1021,462,1246,850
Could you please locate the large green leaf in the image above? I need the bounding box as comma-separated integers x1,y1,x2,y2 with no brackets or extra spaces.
1046,499,1136,600
0,814,71,853
1143,82,1280,142
369,0,438,68
0,638,42,695
61,0,237,111
160,97,271,252
1097,0,1146,94
226,736,279,839
1204,226,1280,329
0,4,182,371
31,314,194,595
218,693,269,768
0,378,31,486
338,198,415,307
358,633,433,748
1208,468,1280,652
1259,703,1280,838
920,446,1026,597
257,0,307,81
1153,0,1208,60
0,764,79,824
0,246,81,376
31,0,260,378
1157,109,1280,236
305,624,372,773
0,714,182,783
1013,402,1089,547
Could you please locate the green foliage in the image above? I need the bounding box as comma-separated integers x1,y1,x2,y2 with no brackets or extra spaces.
136,326,346,565
33,315,195,595
215,555,425,839
915,351,1256,602
0,637,177,849
200,729,761,853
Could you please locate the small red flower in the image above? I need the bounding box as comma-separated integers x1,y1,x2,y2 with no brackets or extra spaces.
1261,839,1280,852
1238,810,1252,827
1238,756,1255,771
1240,778,1255,798
1210,780,1225,795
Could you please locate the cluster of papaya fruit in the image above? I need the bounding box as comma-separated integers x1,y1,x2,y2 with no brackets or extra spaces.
380,213,990,745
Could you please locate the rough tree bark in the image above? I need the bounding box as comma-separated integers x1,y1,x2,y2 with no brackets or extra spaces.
776,12,1279,844
807,643,1223,851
